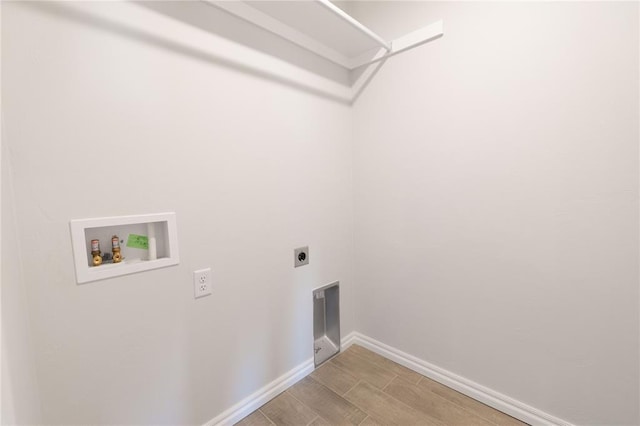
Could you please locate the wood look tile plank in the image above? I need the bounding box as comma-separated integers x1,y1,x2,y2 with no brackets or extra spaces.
289,376,368,425
311,361,360,396
243,346,528,426
344,381,441,426
234,410,274,426
330,350,396,390
358,416,384,426
493,412,530,426
260,391,317,426
385,376,493,426
498,416,530,426
307,415,333,426
418,377,528,426
347,345,423,384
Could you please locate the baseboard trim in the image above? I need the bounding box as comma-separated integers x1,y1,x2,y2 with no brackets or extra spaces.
205,331,572,426
350,332,573,426
341,331,358,349
207,332,357,426
205,356,314,426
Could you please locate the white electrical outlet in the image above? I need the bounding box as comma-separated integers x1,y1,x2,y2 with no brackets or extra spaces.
193,268,212,299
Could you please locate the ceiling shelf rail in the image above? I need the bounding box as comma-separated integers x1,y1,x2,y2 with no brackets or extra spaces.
206,0,443,71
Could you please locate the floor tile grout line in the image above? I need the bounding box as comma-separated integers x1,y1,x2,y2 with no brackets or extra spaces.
381,374,398,391
341,381,376,423
349,345,422,382
308,374,373,425
293,375,370,425
386,372,424,389
307,374,342,396
455,403,500,426
387,376,498,426
306,374,359,402
305,415,319,426
375,379,442,423
352,343,402,385
348,348,423,390
342,378,363,396
340,378,370,414
428,381,499,425
315,360,360,394
417,381,479,421
440,393,499,425
343,346,388,369
344,379,442,426
319,358,359,381
418,379,504,425
334,351,398,388
257,408,277,426
286,388,323,423
357,415,370,426
244,346,526,426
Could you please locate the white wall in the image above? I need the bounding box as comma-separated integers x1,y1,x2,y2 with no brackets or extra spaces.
351,2,639,425
2,2,353,424
2,111,43,424
2,3,43,418
3,1,639,425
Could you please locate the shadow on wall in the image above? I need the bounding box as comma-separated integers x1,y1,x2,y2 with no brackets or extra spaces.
136,2,402,105
22,1,351,105
136,1,349,86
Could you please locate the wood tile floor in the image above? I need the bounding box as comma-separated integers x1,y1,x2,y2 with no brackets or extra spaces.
235,345,528,426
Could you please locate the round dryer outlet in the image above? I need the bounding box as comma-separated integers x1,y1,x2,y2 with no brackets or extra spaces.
294,246,309,267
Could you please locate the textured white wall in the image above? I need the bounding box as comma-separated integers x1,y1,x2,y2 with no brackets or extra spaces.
2,2,353,424
351,2,639,425
2,125,43,424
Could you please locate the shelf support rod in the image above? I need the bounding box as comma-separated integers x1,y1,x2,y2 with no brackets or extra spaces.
315,0,392,51
206,0,353,68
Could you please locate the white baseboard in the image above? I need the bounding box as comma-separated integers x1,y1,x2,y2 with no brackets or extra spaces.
205,331,572,426
350,332,573,426
206,332,357,426
341,331,358,349
205,356,314,426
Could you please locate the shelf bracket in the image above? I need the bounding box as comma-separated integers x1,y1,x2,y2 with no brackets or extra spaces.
347,20,444,70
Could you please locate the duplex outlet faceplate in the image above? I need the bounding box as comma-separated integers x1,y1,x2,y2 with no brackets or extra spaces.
193,268,212,298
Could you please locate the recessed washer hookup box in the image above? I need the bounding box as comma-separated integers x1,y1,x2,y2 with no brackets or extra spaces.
313,281,340,367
